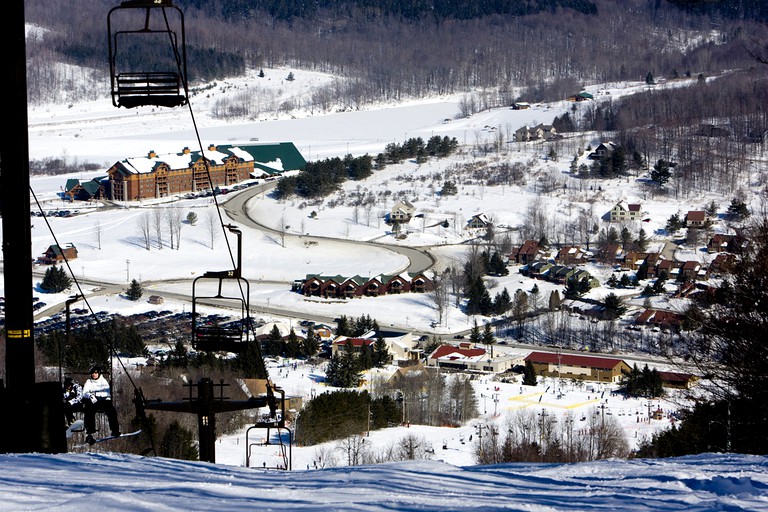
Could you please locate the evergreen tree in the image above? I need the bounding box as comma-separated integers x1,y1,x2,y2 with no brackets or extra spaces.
285,328,302,358
650,159,672,186
603,293,627,318
636,228,649,251
666,213,682,234
160,420,199,460
302,325,319,357
40,264,72,293
466,276,491,315
548,290,561,311
482,323,495,357
469,320,482,344
487,251,508,276
335,315,350,337
656,216,768,455
262,324,284,356
373,335,390,367
125,279,143,301
727,198,750,220
619,273,632,288
636,261,649,281
522,360,537,386
620,227,632,250
493,287,511,315
564,276,590,298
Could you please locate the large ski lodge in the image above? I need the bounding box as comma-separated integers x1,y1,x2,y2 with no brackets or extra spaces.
104,143,306,201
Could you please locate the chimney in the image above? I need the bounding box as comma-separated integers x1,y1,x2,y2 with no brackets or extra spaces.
182,147,191,154
208,144,217,152
148,150,157,158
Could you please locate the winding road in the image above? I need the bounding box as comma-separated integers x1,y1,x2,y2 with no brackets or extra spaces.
220,182,436,275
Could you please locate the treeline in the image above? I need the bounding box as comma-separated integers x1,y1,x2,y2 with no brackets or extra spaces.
181,0,598,22
294,390,400,446
24,0,767,112
275,136,458,199
36,317,146,374
275,154,373,199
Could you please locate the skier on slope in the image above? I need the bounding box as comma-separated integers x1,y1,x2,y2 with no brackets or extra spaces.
82,365,120,443
62,376,84,427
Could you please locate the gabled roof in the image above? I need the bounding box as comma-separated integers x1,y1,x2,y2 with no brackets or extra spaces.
429,344,486,361
333,337,375,348
113,143,306,176
392,200,415,213
525,351,625,370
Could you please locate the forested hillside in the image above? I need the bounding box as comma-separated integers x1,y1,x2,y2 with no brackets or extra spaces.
24,0,768,110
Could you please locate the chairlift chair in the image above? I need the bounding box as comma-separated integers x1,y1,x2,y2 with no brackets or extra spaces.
191,225,252,353
107,0,188,109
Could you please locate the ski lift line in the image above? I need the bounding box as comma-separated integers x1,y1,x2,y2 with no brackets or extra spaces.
29,187,117,370
109,2,262,367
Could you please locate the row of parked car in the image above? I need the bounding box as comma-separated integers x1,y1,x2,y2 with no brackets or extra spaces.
31,209,78,218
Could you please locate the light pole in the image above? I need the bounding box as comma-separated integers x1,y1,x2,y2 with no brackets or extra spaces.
492,392,500,417
126,259,130,282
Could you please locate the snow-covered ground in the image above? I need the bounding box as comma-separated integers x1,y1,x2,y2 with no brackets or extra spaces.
4,66,765,510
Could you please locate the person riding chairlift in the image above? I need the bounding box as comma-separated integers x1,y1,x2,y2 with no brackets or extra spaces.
82,365,120,443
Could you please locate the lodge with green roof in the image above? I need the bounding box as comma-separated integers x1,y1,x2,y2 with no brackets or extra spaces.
103,142,306,201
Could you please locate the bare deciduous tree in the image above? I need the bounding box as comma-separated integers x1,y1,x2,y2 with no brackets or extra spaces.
94,220,102,250
137,212,152,251
429,271,449,326
205,210,219,250
153,208,163,250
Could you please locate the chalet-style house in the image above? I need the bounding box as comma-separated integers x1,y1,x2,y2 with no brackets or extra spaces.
467,213,491,230
38,243,77,264
634,309,686,332
609,201,643,223
510,240,541,265
511,102,531,110
390,200,416,223
707,233,744,254
525,260,553,278
684,210,707,228
524,351,631,383
105,143,306,201
623,251,673,278
677,260,705,281
595,242,623,264
555,245,588,265
567,91,593,102
513,124,557,142
298,272,433,299
64,177,107,201
332,331,421,364
588,141,618,159
708,253,735,275
426,343,521,373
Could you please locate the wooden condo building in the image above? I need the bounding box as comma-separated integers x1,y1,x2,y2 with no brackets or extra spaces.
106,143,306,201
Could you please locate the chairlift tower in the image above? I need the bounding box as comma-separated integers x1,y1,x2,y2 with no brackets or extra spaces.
0,0,66,454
